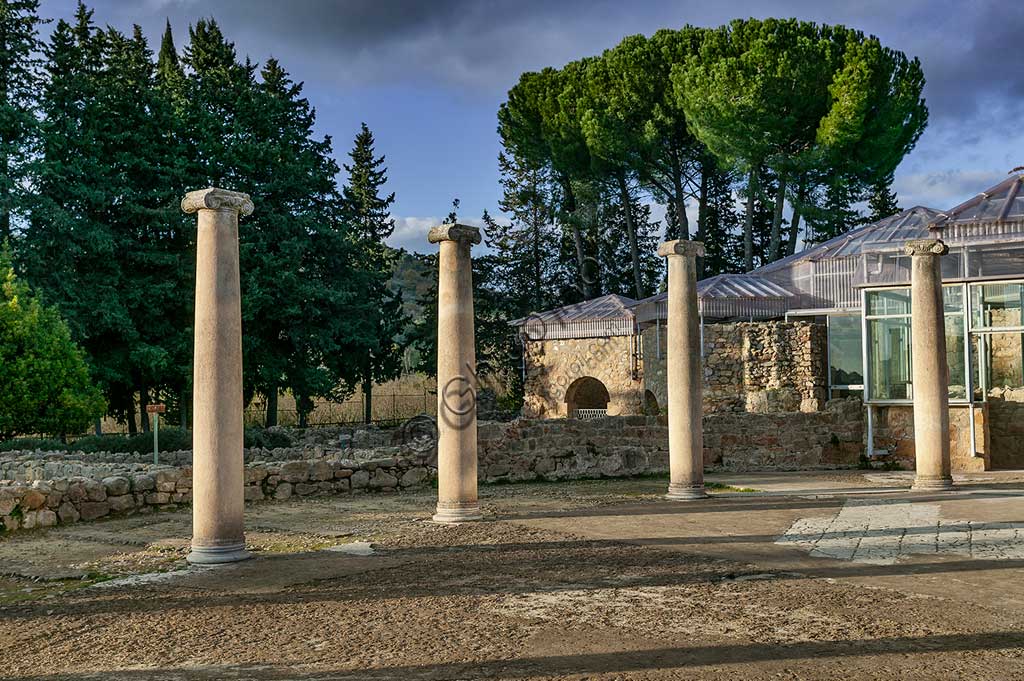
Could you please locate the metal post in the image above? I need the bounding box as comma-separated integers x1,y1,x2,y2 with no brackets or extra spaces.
153,412,159,465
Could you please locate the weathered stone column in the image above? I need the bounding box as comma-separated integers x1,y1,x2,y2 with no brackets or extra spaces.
183,188,254,563
429,224,483,523
659,239,707,500
906,238,954,490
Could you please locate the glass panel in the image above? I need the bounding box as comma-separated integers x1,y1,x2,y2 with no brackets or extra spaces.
829,315,863,386
868,317,912,400
940,250,963,280
945,313,966,400
943,285,963,313
966,245,1024,279
831,388,864,400
867,289,910,316
971,283,1024,330
971,331,1024,399
985,332,1024,390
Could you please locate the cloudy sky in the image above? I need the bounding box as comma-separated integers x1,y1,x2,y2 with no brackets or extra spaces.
39,0,1024,252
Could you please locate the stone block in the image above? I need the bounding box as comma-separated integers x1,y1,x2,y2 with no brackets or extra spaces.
102,476,130,497
280,461,310,483
0,489,17,516
108,494,135,513
131,474,155,493
79,501,110,520
245,466,268,485
273,482,293,500
83,479,107,502
36,509,58,528
294,483,318,496
243,485,264,502
350,470,370,489
65,482,88,503
21,488,46,510
309,461,333,482
369,471,398,489
399,467,429,487
145,492,170,505
57,501,79,524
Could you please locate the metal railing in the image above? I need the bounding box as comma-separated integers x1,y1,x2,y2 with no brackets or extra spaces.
574,408,608,420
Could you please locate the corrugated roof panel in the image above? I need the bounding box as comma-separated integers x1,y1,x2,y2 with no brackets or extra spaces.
930,173,1024,229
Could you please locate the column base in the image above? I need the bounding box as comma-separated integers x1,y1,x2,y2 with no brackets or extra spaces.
666,483,708,501
911,476,954,491
187,541,251,565
432,501,483,524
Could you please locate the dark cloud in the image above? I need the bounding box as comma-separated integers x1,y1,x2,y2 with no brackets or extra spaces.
40,0,1024,225
84,0,1022,128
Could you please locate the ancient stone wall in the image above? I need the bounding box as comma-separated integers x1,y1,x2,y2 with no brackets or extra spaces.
870,404,989,472
982,388,1024,469
478,398,863,481
521,335,643,419
642,321,828,415
0,456,434,532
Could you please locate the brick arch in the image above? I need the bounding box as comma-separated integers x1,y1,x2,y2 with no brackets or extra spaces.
566,376,610,417
644,389,661,416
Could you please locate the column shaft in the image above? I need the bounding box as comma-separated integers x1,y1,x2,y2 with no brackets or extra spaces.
431,225,482,522
183,188,253,563
660,240,706,500
908,239,953,490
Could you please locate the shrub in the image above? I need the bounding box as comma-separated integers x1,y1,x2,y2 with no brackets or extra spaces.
0,248,106,439
244,427,293,449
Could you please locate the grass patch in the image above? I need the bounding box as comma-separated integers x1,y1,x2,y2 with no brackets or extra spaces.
705,481,759,493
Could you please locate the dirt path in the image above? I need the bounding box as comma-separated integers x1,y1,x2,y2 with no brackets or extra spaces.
2,477,1023,680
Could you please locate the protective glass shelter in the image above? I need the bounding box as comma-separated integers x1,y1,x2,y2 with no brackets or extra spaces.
754,172,1024,461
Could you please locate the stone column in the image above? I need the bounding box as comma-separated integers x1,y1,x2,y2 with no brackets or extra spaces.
183,188,254,563
429,224,483,523
658,239,707,500
906,238,954,491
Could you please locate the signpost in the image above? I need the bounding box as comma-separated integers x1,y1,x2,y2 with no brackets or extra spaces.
147,404,166,464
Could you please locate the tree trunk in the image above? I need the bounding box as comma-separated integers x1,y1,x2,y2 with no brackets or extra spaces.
94,418,102,436
181,387,188,430
139,386,150,434
786,182,808,256
362,364,373,424
696,164,709,277
670,156,689,241
531,212,542,310
561,174,591,298
768,174,787,263
617,171,644,299
265,387,278,428
744,169,757,272
126,393,137,435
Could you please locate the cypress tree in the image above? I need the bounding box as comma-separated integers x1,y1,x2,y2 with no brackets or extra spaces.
867,173,900,222
0,0,44,243
341,123,408,423
25,5,142,431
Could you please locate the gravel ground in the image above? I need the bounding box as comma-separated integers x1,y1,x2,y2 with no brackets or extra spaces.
1,477,1023,680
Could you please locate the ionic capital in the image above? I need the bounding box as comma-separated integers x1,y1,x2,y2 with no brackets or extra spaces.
428,223,482,245
658,239,705,259
182,188,254,216
904,238,948,257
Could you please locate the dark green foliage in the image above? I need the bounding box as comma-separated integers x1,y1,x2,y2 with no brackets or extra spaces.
0,425,293,453
867,173,901,222
0,247,106,438
8,5,399,435
0,0,44,243
341,123,408,423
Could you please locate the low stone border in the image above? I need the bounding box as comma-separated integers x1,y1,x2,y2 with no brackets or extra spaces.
0,457,434,533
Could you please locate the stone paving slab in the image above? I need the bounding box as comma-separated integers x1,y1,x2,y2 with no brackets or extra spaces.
775,498,1024,564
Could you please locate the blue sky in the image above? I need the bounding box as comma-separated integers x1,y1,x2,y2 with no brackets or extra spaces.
39,0,1024,252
